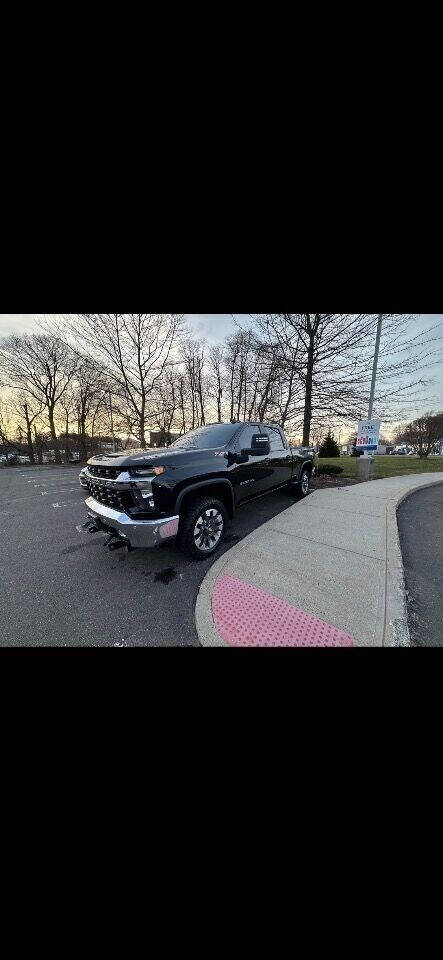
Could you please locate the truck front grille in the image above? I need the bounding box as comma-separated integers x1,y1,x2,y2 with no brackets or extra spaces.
86,479,133,513
88,466,121,479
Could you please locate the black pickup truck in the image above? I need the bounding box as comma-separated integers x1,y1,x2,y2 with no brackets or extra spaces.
84,422,315,558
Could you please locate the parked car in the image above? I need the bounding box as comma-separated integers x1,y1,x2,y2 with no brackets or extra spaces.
83,421,316,558
79,467,89,488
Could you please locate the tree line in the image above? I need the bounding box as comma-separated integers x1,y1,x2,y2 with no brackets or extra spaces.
0,313,441,463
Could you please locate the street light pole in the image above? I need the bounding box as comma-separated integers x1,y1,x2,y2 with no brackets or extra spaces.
358,314,383,476
368,314,383,420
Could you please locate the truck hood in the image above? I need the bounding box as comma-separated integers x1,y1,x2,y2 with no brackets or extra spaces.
87,446,224,470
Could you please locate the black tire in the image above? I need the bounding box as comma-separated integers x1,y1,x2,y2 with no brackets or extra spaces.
179,495,228,559
295,467,311,498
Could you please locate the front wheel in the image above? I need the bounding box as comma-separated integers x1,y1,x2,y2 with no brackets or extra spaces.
179,496,228,559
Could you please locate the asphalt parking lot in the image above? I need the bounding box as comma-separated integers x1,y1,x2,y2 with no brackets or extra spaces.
0,464,300,647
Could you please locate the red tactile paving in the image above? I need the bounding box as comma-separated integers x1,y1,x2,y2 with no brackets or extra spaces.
212,575,355,647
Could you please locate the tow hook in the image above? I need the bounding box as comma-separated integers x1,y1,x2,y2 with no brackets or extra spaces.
103,533,134,552
84,519,99,534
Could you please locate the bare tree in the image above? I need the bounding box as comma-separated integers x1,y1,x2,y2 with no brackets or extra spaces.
395,411,443,458
151,369,178,445
222,329,299,427
224,331,257,422
176,372,189,436
0,402,17,462
208,345,225,423
57,387,78,463
184,340,207,429
71,361,108,460
68,314,185,446
0,333,78,463
8,395,43,464
249,314,442,444
33,424,46,464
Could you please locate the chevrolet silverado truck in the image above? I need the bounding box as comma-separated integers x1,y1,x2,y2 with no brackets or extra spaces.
83,422,315,558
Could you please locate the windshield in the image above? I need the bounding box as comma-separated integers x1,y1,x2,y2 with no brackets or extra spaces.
170,424,238,450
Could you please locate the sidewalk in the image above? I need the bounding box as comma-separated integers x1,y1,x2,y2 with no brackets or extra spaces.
195,473,443,647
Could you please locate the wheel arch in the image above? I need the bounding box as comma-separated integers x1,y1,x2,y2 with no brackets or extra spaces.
176,479,235,519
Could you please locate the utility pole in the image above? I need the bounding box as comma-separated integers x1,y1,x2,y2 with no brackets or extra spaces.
358,314,383,479
368,314,383,419
108,390,116,453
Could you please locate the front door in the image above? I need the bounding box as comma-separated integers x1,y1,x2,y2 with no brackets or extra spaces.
231,425,271,503
260,426,293,489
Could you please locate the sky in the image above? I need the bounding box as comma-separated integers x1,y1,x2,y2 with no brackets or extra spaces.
0,313,243,341
1,314,442,415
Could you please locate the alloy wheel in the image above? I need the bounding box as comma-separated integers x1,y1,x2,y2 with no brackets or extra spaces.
193,508,224,552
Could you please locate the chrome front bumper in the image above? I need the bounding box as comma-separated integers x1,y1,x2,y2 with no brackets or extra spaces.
85,497,179,549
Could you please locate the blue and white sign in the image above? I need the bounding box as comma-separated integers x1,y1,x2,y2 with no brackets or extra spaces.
356,418,381,452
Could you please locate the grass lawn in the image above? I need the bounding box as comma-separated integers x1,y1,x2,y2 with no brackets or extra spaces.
317,455,443,479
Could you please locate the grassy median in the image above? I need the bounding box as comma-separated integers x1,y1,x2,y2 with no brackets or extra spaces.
317,455,443,479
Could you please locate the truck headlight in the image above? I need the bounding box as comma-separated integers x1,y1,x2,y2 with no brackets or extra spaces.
132,476,155,509
132,466,165,476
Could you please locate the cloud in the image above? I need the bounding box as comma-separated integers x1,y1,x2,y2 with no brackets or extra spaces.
0,314,40,337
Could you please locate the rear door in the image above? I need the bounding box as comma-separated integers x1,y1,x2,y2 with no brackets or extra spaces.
260,426,293,489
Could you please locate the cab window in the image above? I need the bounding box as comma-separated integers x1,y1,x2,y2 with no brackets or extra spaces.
236,424,261,451
261,426,285,451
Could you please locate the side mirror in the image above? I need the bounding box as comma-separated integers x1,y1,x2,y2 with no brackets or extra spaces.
241,434,270,457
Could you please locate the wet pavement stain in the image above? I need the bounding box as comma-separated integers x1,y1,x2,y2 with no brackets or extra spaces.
155,567,178,585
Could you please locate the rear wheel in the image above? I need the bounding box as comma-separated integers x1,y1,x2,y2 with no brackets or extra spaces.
298,468,311,497
179,496,228,559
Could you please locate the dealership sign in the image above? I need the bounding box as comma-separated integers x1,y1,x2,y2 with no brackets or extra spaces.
356,418,381,452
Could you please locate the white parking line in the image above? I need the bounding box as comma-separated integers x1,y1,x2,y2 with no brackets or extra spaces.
21,472,78,479
5,494,60,504
29,480,80,488
52,501,81,508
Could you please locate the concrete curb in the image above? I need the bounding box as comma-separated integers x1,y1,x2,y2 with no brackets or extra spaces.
195,475,443,648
